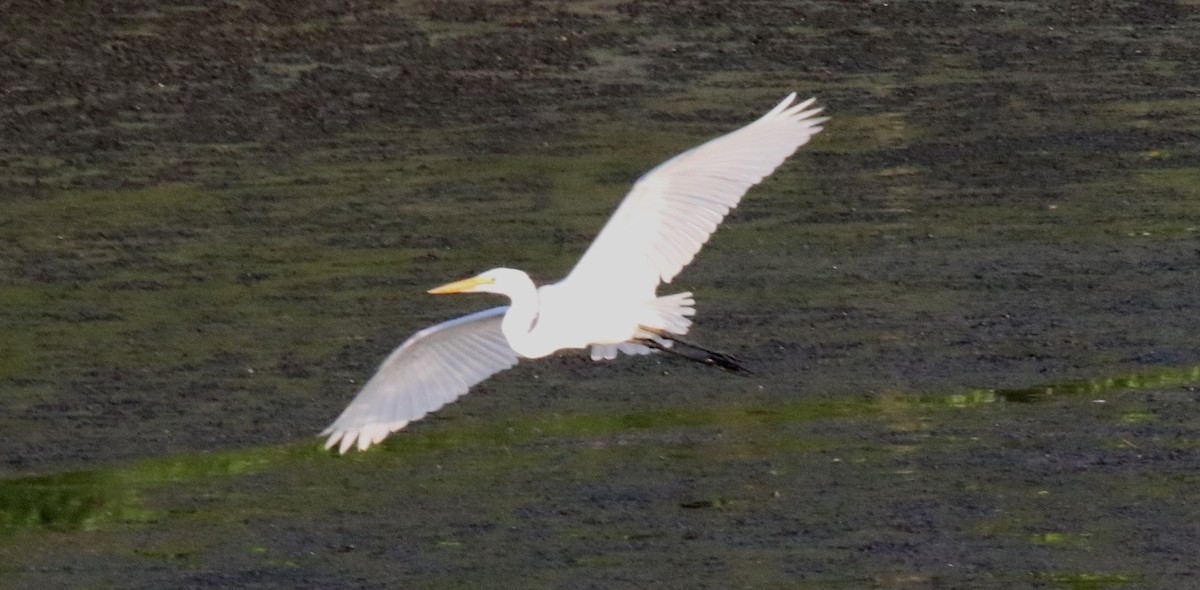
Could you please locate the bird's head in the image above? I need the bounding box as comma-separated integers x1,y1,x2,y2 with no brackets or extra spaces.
427,267,529,296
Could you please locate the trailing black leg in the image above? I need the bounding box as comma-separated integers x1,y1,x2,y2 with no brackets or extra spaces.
634,327,750,374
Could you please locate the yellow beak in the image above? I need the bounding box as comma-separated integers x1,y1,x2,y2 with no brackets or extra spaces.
428,275,494,294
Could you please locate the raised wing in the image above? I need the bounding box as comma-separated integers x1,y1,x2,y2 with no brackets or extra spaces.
564,93,827,295
322,306,519,453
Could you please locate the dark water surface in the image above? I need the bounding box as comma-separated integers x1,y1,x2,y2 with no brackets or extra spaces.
2,1,1199,587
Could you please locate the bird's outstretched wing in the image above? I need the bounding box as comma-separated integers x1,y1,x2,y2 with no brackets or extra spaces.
322,306,519,453
564,93,827,294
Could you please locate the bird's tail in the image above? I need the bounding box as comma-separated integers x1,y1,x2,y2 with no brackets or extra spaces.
646,291,695,334
590,292,696,361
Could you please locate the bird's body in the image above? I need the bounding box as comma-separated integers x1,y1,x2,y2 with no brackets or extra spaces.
515,279,692,358
323,93,828,453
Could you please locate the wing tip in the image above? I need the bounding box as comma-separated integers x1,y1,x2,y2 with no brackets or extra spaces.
321,419,414,455
765,92,800,118
768,93,827,127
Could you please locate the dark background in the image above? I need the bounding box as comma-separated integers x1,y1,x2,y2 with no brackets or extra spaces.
1,1,1198,588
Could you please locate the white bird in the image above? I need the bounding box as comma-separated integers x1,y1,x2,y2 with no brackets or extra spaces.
322,93,827,453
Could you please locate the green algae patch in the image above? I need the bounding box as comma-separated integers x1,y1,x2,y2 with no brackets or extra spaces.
1,360,1198,586
7,360,1194,537
1029,531,1093,547
0,445,298,534
980,364,1200,403
1035,571,1135,590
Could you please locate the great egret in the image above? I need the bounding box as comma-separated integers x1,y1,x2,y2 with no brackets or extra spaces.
323,93,827,453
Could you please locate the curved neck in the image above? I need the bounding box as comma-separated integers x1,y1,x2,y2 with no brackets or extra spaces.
499,276,547,358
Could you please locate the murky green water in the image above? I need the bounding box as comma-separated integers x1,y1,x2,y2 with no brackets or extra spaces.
3,0,1199,587
3,365,1196,587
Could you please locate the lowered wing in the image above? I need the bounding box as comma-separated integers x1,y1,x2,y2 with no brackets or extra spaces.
322,306,519,453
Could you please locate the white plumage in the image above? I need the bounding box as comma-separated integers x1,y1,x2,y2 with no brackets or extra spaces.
322,93,827,453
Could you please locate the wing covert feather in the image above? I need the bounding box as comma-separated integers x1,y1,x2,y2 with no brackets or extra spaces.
565,93,827,294
322,306,519,453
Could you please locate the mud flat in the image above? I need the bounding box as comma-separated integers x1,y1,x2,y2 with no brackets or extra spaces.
2,1,1198,587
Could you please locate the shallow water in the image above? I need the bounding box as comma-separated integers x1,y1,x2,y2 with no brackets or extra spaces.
2,366,1197,587
2,0,1199,587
